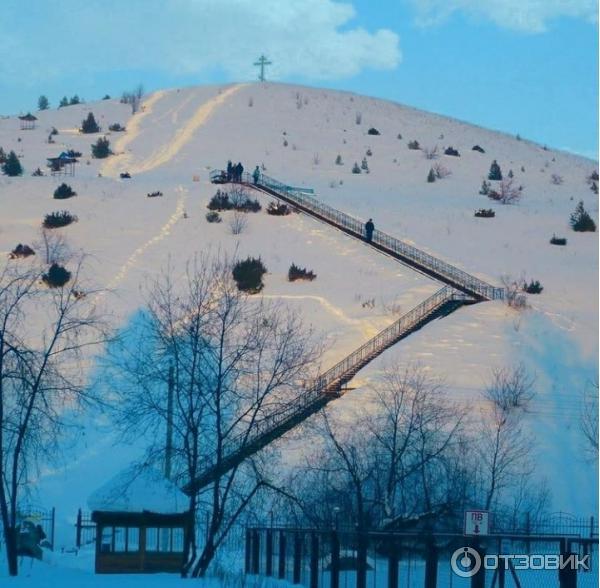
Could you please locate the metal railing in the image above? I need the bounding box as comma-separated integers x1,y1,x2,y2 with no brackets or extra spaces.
210,169,504,301
187,285,461,492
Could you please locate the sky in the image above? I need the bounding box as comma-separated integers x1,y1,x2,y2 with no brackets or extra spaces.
0,0,597,158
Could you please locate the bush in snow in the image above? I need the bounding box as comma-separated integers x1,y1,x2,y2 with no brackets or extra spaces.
433,162,451,179
43,210,78,229
423,145,439,160
472,145,485,153
267,202,291,216
361,157,369,172
479,180,491,195
366,148,372,157
288,263,316,282
523,280,543,294
488,178,522,204
229,211,248,235
367,127,380,136
445,146,460,157
9,244,35,259
427,168,436,183
488,160,503,181
232,257,267,293
42,263,71,287
91,137,111,158
335,154,343,165
474,209,495,218
570,201,596,232
108,123,126,132
407,140,420,150
352,162,361,174
80,112,100,134
205,211,222,223
53,183,76,199
550,235,567,246
2,151,23,176
355,112,362,125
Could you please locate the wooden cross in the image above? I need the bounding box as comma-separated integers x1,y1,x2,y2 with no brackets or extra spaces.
254,55,272,82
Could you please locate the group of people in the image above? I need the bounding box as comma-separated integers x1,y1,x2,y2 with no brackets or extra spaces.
226,160,244,182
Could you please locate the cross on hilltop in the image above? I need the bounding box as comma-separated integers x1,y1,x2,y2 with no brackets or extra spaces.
254,55,272,82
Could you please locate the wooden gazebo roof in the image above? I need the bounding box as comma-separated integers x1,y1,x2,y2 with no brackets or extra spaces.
18,113,38,121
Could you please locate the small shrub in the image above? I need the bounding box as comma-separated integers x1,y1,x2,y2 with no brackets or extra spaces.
508,169,514,178
550,235,567,246
355,112,362,125
570,201,596,232
472,145,485,153
352,162,361,174
91,137,111,158
427,168,436,183
147,191,163,198
444,146,460,157
288,263,316,282
433,163,451,179
479,180,490,195
53,183,76,199
42,263,71,287
407,140,420,150
2,151,23,176
366,148,372,157
397,133,403,140
587,170,599,183
108,123,126,132
267,202,291,216
488,178,522,204
232,257,267,293
9,244,35,259
474,209,495,218
488,160,503,181
229,211,248,235
208,190,231,210
50,127,59,136
523,280,543,294
43,210,78,229
120,172,131,179
32,168,44,177
335,154,343,165
206,211,222,223
367,127,380,136
59,97,69,108
550,174,563,185
102,94,111,100
69,95,82,105
80,112,100,133
361,157,369,172
423,145,439,160
283,139,288,147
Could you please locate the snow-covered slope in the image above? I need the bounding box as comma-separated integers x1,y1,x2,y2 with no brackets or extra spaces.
0,82,597,540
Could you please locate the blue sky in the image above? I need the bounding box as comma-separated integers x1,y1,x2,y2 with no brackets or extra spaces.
1,0,597,158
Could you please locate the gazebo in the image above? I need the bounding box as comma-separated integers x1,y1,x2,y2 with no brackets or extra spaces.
19,113,37,130
89,466,192,574
47,152,78,176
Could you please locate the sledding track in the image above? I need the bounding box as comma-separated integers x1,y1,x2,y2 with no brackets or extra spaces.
183,171,504,495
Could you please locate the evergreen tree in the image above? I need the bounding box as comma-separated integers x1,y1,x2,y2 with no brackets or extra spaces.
53,183,76,199
361,157,369,171
81,112,100,134
59,96,69,108
0,147,6,164
2,151,23,176
427,168,436,183
38,95,49,110
352,162,361,174
479,180,490,195
91,137,111,158
488,160,503,181
70,95,81,105
335,154,343,165
570,201,596,232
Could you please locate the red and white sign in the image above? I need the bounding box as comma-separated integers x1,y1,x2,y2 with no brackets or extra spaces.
464,510,490,536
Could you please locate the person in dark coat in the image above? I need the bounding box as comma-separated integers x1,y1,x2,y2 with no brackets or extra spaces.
365,218,375,243
237,162,244,182
252,165,261,184
226,160,233,181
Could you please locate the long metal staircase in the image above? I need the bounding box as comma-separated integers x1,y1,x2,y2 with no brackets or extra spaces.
210,170,504,301
184,285,469,494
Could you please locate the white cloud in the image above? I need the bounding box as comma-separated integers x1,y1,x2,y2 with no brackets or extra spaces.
0,0,400,82
410,0,598,32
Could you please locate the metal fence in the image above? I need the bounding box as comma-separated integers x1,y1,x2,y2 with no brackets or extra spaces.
17,505,55,550
209,170,505,301
245,527,598,588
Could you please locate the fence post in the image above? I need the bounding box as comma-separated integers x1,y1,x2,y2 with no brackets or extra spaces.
424,539,438,588
278,531,287,579
388,540,400,588
265,529,273,576
251,529,260,575
50,507,55,551
244,528,251,574
293,532,302,584
76,508,82,549
356,529,368,588
559,539,577,588
497,557,506,588
470,543,486,588
310,532,319,588
331,530,340,588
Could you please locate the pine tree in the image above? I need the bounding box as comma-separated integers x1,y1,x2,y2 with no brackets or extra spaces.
38,95,49,110
2,151,23,176
570,201,596,232
91,137,111,158
361,157,369,171
479,180,490,195
427,168,436,183
335,154,343,165
59,96,69,108
81,112,100,134
70,95,81,105
488,160,502,181
352,162,361,174
0,147,6,164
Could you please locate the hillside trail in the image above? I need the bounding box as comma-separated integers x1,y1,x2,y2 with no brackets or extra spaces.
102,84,245,177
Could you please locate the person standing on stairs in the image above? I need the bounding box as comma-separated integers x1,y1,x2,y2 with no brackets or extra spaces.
365,218,375,243
253,165,261,184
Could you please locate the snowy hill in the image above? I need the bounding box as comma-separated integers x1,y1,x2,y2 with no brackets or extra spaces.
0,82,597,542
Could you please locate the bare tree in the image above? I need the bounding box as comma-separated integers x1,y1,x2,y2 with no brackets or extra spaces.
228,211,247,235
108,253,319,576
489,178,523,204
36,229,71,265
581,381,599,458
0,259,107,576
423,145,439,160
